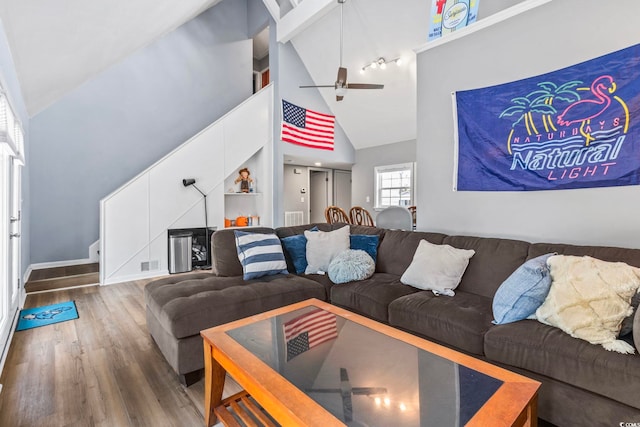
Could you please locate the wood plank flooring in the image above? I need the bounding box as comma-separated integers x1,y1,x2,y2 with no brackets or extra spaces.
0,276,240,427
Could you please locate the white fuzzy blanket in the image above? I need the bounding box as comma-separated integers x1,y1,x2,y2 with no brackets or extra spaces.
536,255,640,354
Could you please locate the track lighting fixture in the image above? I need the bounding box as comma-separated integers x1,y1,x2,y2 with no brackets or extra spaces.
360,56,403,73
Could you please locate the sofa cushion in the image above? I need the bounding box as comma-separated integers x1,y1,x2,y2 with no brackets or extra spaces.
376,230,447,275
305,226,350,274
528,242,640,269
275,223,338,239
330,273,419,323
400,240,475,296
484,320,640,410
211,227,275,277
144,273,326,339
442,236,530,298
535,255,640,354
492,253,555,324
388,291,494,355
234,231,289,280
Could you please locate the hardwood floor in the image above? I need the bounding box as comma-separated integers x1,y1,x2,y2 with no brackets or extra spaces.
0,277,239,427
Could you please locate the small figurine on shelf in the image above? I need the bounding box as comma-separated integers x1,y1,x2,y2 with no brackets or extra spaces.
234,168,253,193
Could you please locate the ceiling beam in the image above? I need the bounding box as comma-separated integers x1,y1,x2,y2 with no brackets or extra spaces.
261,0,281,23
276,0,337,43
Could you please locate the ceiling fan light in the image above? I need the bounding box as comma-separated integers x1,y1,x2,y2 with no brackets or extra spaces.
335,86,347,96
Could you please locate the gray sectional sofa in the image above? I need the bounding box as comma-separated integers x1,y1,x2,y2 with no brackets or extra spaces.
144,223,640,426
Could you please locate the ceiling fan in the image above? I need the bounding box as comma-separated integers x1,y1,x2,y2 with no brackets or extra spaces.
299,0,384,102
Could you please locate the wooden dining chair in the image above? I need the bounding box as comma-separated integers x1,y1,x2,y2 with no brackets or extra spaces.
408,206,417,229
325,206,350,224
349,206,374,226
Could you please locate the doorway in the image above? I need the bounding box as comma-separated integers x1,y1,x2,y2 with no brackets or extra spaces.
333,170,351,212
0,148,21,365
309,169,331,223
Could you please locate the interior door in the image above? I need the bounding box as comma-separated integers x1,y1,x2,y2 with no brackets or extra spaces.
9,161,21,305
333,170,351,211
309,170,329,223
0,147,13,362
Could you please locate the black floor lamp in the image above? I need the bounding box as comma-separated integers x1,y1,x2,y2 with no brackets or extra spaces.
182,178,209,267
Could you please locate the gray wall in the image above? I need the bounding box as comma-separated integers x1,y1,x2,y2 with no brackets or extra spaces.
270,31,355,227
283,164,309,224
416,0,640,248
29,0,253,263
0,16,30,276
248,0,269,37
352,139,416,221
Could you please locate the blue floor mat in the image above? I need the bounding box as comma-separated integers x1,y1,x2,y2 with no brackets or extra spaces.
16,300,79,331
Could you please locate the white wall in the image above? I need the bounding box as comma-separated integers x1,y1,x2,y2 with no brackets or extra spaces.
100,86,273,285
416,0,640,249
270,30,356,227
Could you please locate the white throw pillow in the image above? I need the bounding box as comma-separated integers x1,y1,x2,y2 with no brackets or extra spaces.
304,226,350,274
536,255,640,354
400,240,475,296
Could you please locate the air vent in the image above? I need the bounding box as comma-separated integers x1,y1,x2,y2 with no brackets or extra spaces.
141,260,160,272
285,211,304,227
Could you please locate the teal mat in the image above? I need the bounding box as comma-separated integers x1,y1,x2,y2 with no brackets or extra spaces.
16,301,78,331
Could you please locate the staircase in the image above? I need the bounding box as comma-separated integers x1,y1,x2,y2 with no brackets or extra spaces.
25,263,100,293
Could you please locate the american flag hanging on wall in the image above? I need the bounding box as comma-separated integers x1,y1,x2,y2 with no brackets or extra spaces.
284,309,338,361
281,100,335,150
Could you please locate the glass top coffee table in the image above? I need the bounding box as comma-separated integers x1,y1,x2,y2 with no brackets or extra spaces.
201,299,539,427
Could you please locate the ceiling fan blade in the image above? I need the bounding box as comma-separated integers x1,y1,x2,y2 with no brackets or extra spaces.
337,67,347,86
336,95,344,102
346,83,384,89
300,85,335,88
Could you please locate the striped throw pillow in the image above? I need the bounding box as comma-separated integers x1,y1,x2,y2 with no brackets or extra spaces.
234,231,289,280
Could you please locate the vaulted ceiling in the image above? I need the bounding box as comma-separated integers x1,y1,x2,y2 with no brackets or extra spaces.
0,0,519,149
288,0,428,148
0,0,222,116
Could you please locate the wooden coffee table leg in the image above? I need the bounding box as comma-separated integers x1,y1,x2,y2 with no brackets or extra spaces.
204,341,226,427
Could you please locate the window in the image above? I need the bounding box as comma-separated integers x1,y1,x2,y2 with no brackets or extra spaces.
374,162,415,209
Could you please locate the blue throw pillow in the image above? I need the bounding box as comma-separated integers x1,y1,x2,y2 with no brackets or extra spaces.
234,231,289,280
350,234,379,262
279,226,319,274
492,253,555,325
281,234,308,274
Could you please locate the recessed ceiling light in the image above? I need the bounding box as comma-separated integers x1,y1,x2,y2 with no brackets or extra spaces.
314,162,322,167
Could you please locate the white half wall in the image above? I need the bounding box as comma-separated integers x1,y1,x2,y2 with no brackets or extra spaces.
100,86,274,285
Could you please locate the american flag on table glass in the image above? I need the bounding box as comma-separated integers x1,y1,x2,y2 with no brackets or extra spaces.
284,309,338,361
281,100,335,151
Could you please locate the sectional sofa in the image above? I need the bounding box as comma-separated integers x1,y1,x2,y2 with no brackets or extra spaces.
144,223,640,426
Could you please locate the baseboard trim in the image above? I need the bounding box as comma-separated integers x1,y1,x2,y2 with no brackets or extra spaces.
0,307,20,379
30,258,95,270
102,269,169,286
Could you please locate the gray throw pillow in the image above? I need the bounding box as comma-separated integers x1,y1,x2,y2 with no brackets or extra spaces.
635,305,640,354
